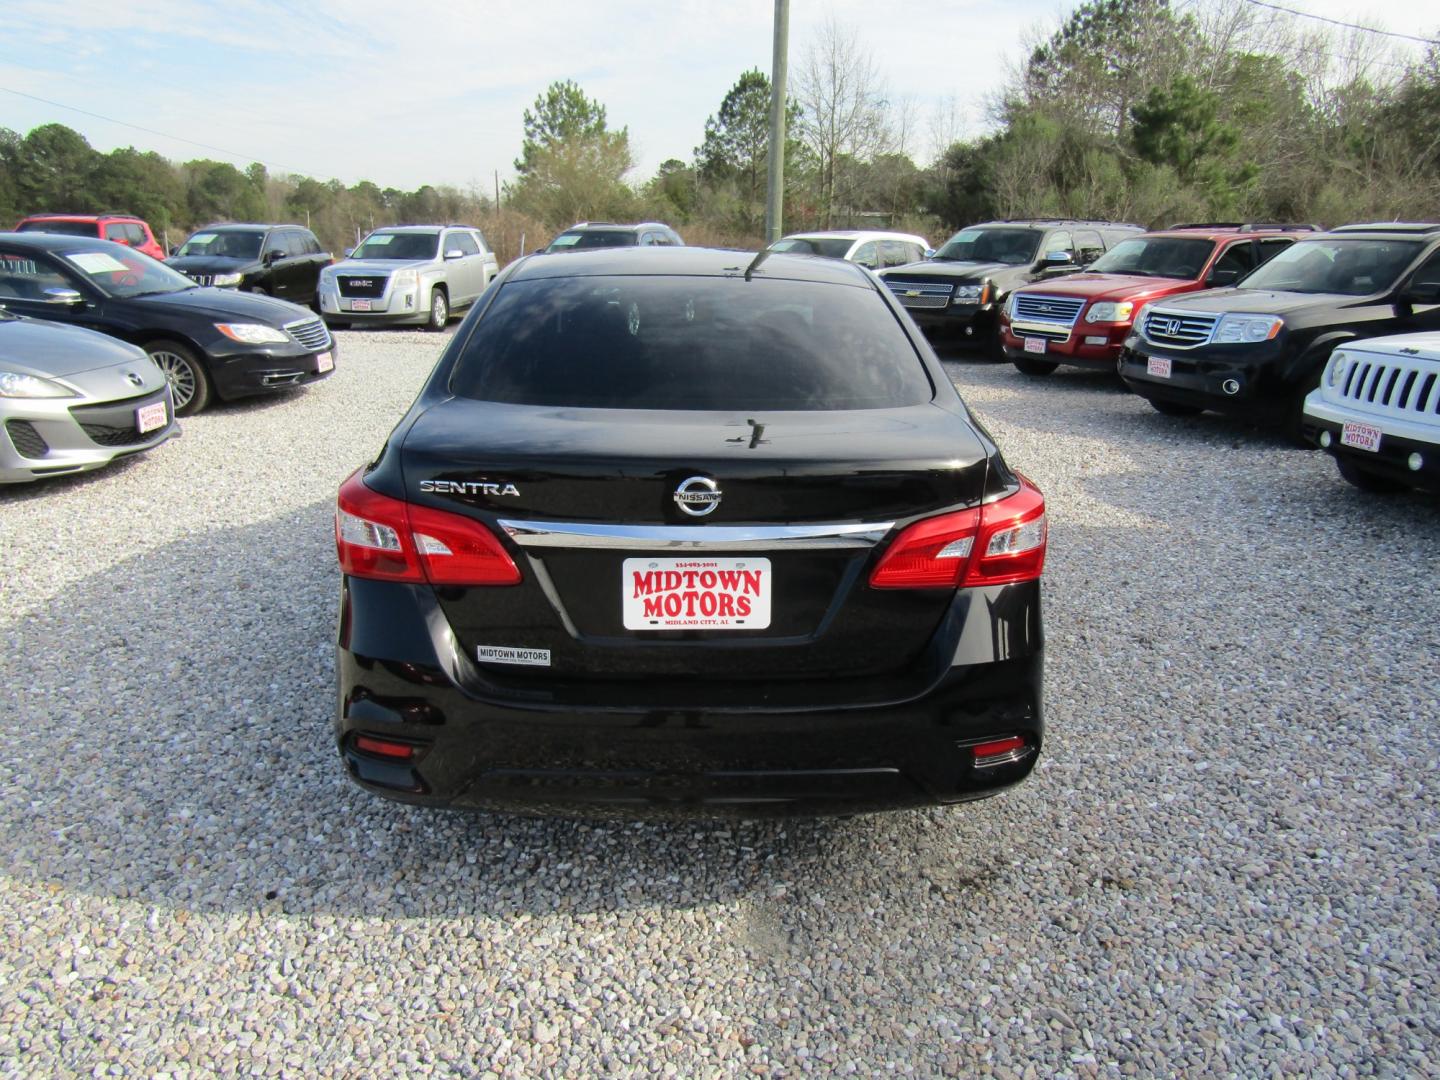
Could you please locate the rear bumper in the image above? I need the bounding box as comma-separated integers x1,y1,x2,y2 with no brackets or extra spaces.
335,577,1045,816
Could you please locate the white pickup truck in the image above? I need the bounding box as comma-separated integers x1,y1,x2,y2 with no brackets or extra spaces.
1303,331,1440,494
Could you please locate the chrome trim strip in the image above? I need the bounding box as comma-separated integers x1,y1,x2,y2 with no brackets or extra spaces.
498,519,895,551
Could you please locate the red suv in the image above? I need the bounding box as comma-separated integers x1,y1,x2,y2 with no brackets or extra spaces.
13,213,166,261
999,224,1312,375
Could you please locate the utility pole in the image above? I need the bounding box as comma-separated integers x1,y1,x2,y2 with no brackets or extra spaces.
764,0,789,245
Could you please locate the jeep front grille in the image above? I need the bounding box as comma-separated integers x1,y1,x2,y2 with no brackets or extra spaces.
1142,310,1218,349
1337,355,1440,416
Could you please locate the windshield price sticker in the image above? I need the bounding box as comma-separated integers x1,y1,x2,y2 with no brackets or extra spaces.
623,557,772,630
1340,422,1382,452
69,252,130,275
365,234,394,245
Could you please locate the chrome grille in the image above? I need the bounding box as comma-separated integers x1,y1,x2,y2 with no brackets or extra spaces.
285,317,332,351
1335,354,1440,416
1142,309,1218,349
884,279,953,309
1013,294,1084,326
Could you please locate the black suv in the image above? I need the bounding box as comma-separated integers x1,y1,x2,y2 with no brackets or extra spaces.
544,221,684,252
168,224,332,306
878,219,1143,348
1119,223,1440,434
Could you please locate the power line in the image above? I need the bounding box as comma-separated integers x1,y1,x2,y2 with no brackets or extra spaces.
0,85,325,176
1239,0,1439,46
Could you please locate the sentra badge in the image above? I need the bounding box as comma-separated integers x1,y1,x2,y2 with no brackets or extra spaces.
420,480,520,496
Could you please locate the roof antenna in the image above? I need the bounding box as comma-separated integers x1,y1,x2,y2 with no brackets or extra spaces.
744,247,772,281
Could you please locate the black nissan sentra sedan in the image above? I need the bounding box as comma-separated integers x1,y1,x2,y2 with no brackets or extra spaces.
0,233,336,415
334,247,1047,816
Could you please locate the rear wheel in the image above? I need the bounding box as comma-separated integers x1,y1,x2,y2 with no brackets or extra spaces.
1148,398,1203,418
1336,457,1406,493
145,340,211,416
426,288,449,332
1012,357,1059,377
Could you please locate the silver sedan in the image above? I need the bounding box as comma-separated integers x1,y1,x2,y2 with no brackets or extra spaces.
0,308,179,484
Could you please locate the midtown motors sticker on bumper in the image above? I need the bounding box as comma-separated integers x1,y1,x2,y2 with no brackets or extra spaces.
623,557,772,630
476,645,551,666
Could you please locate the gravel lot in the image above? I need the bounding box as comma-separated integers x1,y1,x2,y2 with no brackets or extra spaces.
1,329,1436,1078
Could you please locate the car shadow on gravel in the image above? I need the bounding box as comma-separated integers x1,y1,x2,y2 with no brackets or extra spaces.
0,501,1033,921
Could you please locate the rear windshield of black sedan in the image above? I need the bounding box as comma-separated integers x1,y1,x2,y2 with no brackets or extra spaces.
449,276,934,410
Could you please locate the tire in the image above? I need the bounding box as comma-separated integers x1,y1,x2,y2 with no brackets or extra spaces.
1336,456,1406,493
426,288,449,332
1148,398,1204,418
145,339,211,416
1013,357,1059,376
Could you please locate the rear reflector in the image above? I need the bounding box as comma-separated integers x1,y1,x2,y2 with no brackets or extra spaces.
353,735,418,759
971,735,1026,762
869,475,1047,589
335,468,521,586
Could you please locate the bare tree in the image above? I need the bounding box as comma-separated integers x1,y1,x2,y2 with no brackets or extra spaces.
794,16,891,226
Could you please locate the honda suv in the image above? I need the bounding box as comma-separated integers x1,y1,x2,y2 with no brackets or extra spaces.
333,247,1047,816
15,212,166,261
878,219,1142,349
1000,224,1307,376
1120,223,1440,435
318,225,498,331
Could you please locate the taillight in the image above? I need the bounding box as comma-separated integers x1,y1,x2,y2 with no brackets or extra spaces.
869,476,1046,589
335,469,520,586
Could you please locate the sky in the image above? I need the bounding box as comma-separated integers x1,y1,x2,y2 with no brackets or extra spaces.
0,0,1430,194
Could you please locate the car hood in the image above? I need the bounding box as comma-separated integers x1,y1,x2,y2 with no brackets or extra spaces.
1341,330,1440,361
167,255,260,275
1015,273,1196,303
0,314,150,376
331,258,429,274
881,260,1012,283
125,287,314,325
1148,288,1369,317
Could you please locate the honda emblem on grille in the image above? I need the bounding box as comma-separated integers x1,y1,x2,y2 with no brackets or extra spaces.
1160,318,1182,335
674,476,721,517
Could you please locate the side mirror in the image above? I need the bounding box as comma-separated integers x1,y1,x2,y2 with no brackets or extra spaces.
1044,251,1073,265
444,249,464,260
43,287,85,306
169,245,180,257
1207,269,1241,287
264,250,284,265
343,248,355,258
1401,283,1440,307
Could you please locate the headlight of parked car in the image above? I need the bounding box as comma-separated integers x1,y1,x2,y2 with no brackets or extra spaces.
952,284,985,303
213,272,244,287
1327,351,1350,387
215,323,291,344
392,269,419,291
1213,314,1283,343
1085,301,1134,323
319,267,336,286
0,370,78,398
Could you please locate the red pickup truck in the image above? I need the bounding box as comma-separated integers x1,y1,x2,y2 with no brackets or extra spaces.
999,225,1311,375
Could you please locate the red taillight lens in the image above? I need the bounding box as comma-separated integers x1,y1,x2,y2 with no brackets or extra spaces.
335,469,520,586
869,476,1047,590
353,735,417,759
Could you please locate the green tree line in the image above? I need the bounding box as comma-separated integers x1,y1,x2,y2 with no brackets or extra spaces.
3,0,1437,260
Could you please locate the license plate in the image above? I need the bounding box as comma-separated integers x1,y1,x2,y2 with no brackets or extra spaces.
622,557,771,630
1023,336,1047,355
135,401,167,433
315,351,334,373
1340,421,1382,452
1147,356,1172,378
349,299,371,311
